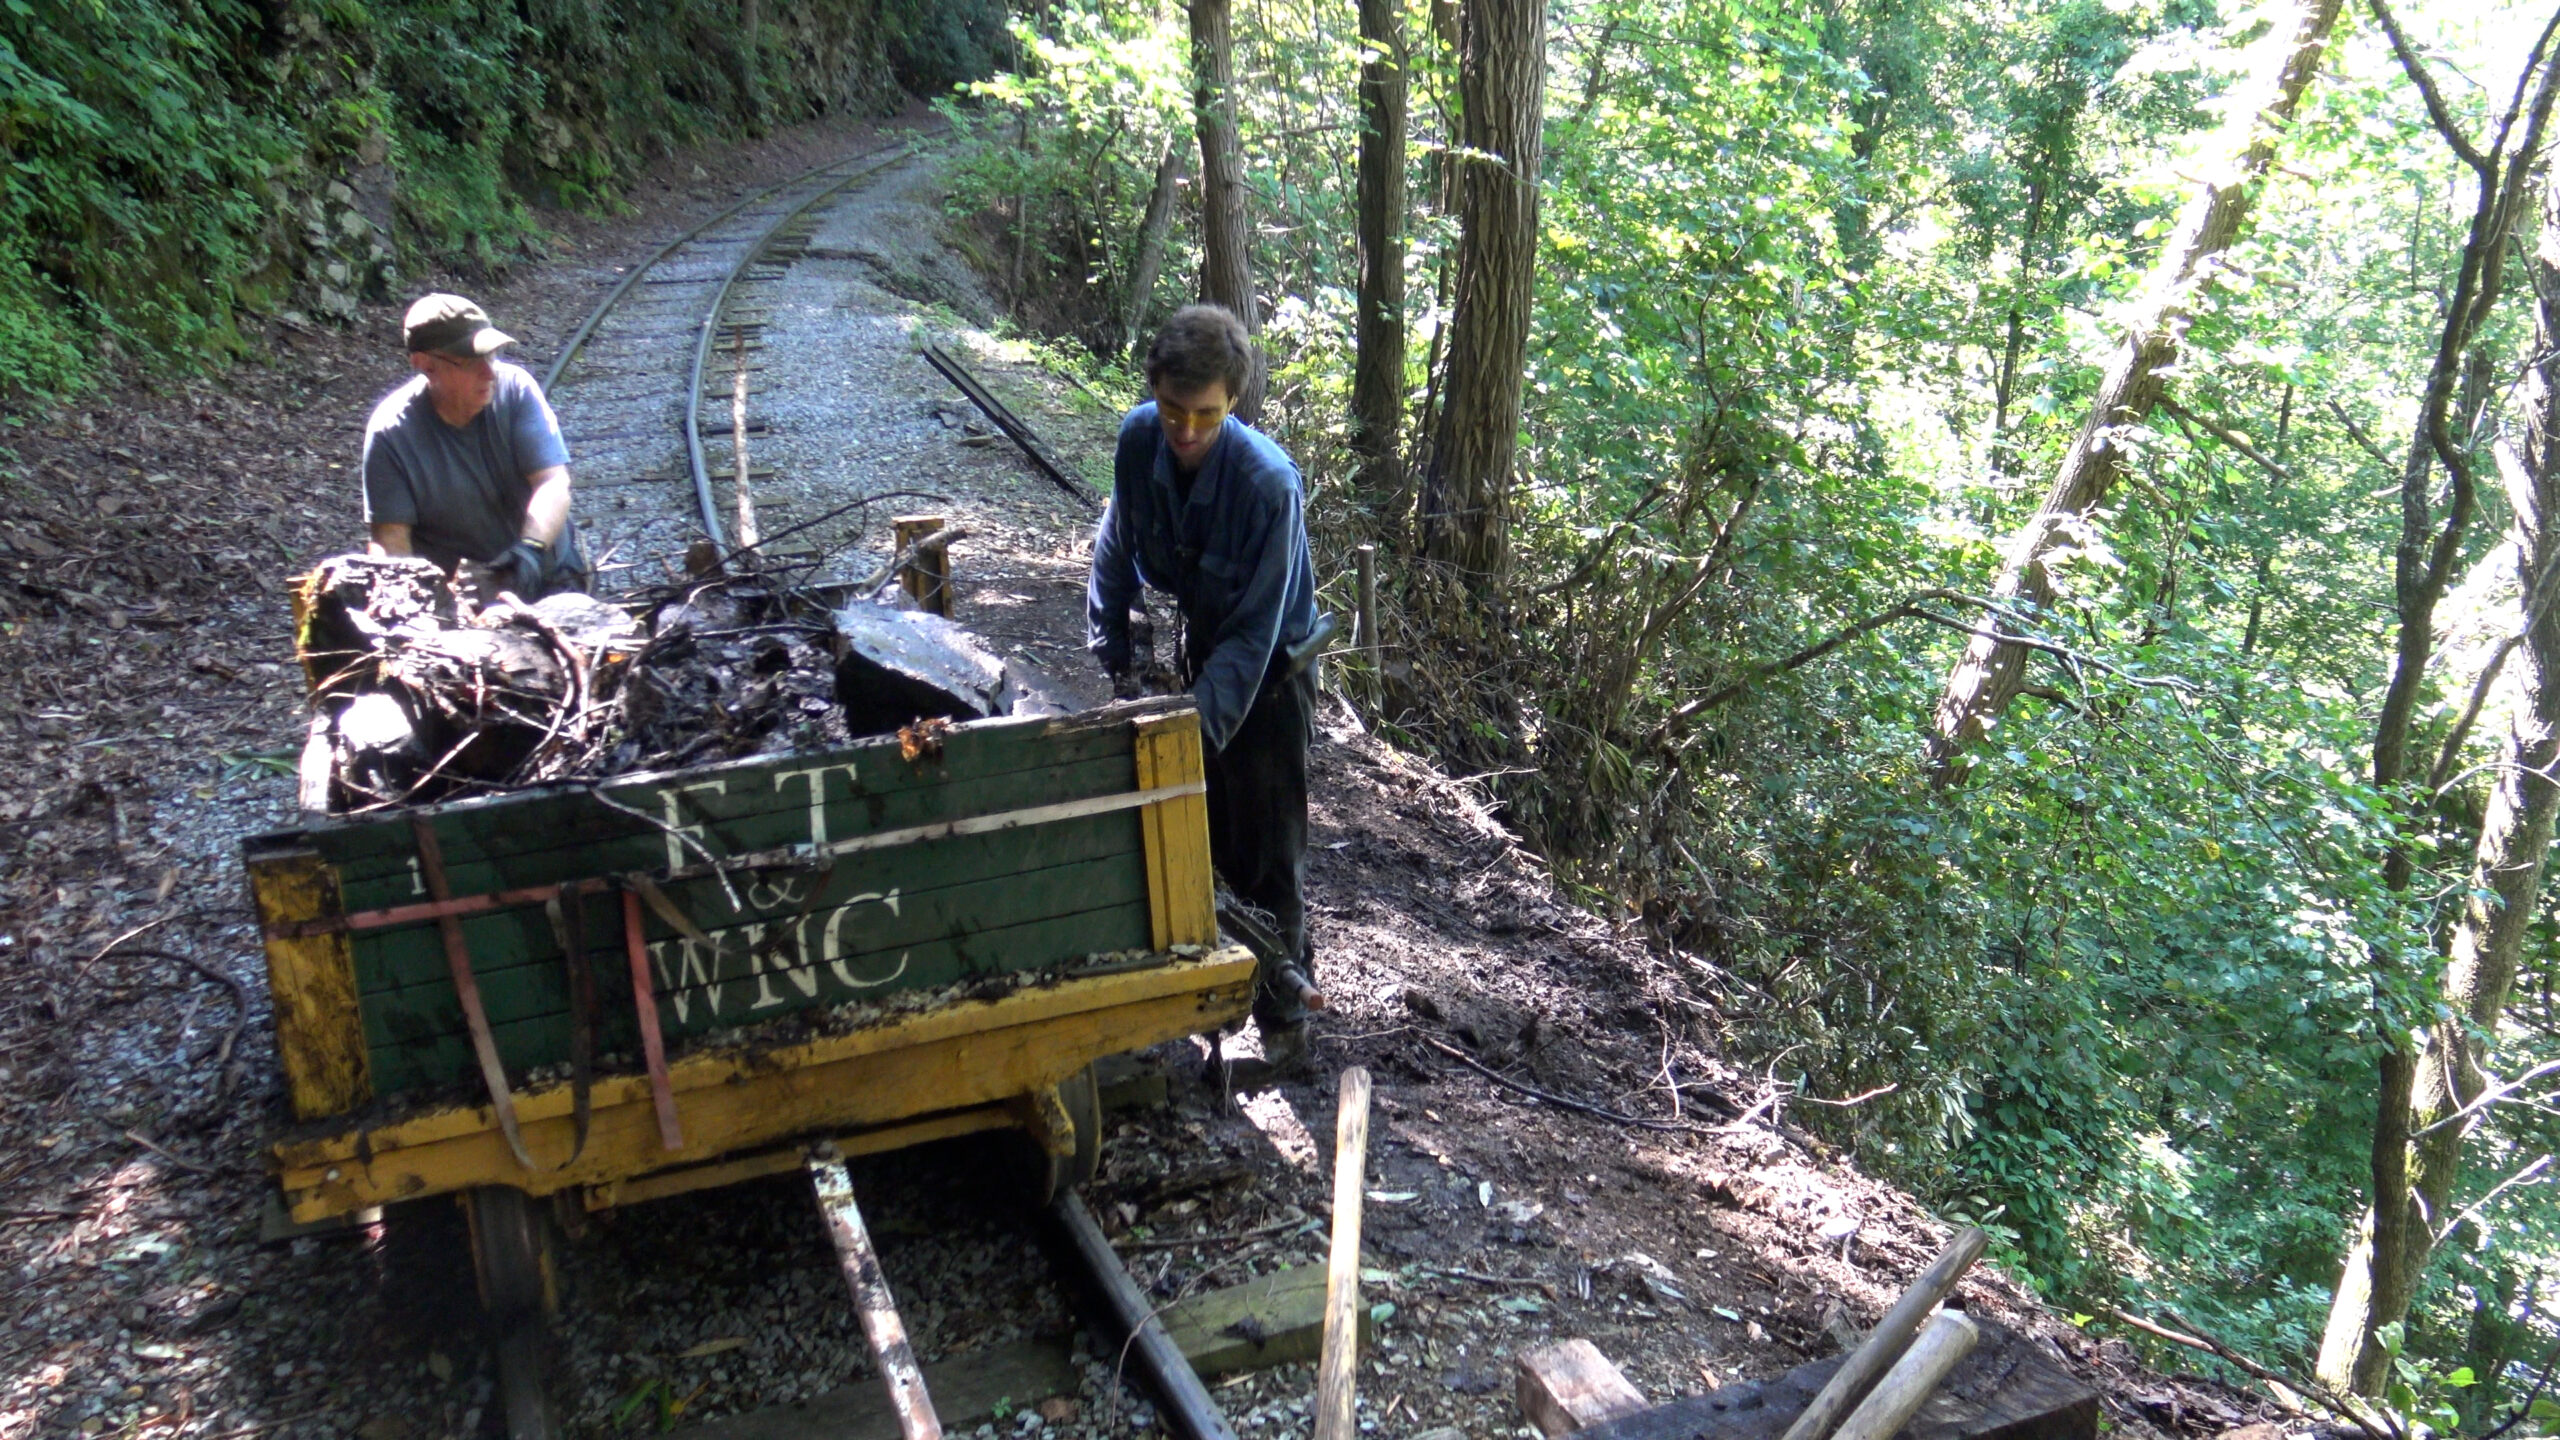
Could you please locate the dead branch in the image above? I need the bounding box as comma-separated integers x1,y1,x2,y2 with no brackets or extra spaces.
1662,589,1962,728
2157,396,2294,481
2103,1306,2395,1440
123,1129,221,1177
2327,398,2402,474
1417,1034,1716,1134
861,525,975,594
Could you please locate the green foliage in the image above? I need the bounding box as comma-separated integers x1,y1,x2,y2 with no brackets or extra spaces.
0,0,931,405
941,1,1192,352
990,0,2560,1396
884,0,1011,97
0,0,298,391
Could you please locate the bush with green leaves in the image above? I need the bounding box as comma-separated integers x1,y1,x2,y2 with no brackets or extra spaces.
0,0,980,405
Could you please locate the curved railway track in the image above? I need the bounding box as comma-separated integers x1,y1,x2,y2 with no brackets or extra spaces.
446,128,1237,1440
537,133,934,577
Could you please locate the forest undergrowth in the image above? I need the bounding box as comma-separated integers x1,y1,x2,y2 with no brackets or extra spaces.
940,0,2560,1430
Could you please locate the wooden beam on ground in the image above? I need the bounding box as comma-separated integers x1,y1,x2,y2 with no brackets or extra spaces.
1517,1339,1649,1436
1156,1262,1377,1375
919,344,1098,509
809,1151,942,1440
1570,1318,2096,1440
1051,1191,1240,1440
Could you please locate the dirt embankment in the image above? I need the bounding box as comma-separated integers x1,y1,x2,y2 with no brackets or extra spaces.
0,108,2247,1440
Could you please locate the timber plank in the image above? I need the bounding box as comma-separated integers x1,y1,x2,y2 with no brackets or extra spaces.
1567,1322,2095,1440
302,710,1145,891
366,852,1153,1042
322,750,1140,911
247,841,373,1120
1133,715,1216,948
363,892,1157,1092
275,950,1259,1218
1156,1262,1372,1375
349,811,1146,998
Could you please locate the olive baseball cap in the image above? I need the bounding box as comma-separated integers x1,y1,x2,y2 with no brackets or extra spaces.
402,293,515,357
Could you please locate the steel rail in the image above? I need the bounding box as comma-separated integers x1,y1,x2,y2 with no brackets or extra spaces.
539,137,916,394
681,141,925,555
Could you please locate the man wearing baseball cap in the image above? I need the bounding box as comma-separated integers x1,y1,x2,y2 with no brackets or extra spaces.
360,293,590,601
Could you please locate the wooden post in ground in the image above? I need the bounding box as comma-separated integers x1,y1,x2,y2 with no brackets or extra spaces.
894,515,951,616
1315,1067,1374,1440
810,1149,943,1440
732,329,760,550
1831,1311,1980,1440
1776,1227,1984,1440
1355,544,1378,673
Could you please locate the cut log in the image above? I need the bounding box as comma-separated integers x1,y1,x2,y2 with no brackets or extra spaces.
892,515,952,617
1571,1319,2096,1440
1517,1339,1649,1436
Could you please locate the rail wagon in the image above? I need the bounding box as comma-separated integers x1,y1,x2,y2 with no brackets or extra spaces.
247,699,1255,1414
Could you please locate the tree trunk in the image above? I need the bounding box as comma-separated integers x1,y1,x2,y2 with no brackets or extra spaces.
2321,183,2560,1398
1189,0,1264,422
1922,0,2344,784
736,0,765,130
1124,138,1188,364
1351,0,1409,518
2402,185,2560,1371
1416,0,1543,595
2316,9,2560,1389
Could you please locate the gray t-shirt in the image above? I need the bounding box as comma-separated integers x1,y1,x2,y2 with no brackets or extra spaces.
360,361,571,568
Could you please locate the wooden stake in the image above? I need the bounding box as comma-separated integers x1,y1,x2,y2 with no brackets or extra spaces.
732,329,760,550
1776,1228,1984,1440
811,1150,943,1440
1314,1067,1373,1440
893,514,951,616
1830,1311,1980,1440
1355,544,1378,671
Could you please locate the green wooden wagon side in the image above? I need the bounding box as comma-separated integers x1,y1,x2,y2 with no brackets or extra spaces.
247,700,1253,1224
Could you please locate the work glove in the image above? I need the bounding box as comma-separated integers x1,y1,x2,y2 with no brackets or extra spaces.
487,539,548,600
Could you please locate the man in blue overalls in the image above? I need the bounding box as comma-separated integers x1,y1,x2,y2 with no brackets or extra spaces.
1088,305,1321,1078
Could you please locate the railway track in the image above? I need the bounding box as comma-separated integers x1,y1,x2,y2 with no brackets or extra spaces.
539,133,932,580
419,131,1243,1440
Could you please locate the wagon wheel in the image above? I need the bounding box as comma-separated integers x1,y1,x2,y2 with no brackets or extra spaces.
463,1186,561,1440
1015,1064,1104,1205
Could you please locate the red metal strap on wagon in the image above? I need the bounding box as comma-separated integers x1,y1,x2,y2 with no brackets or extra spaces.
409,816,541,1172
620,886,686,1152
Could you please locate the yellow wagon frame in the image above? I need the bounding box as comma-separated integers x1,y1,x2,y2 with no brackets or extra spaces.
250,708,1253,1225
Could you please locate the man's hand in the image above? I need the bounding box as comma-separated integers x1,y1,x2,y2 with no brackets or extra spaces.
488,539,547,599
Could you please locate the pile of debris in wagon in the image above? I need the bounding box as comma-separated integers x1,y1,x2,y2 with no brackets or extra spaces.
290,552,1036,813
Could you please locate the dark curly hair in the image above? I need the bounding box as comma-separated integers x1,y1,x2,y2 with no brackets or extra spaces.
1144,304,1256,401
